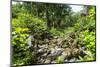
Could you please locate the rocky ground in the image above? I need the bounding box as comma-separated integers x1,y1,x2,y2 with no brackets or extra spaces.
29,33,87,64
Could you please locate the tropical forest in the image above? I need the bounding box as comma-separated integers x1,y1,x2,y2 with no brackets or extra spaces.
12,1,96,66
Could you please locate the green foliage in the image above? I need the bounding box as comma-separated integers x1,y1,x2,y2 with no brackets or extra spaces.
88,7,96,20
12,13,47,40
12,13,46,28
12,28,32,66
49,28,65,37
78,51,95,62
12,3,22,18
56,56,64,63
79,30,95,56
77,7,96,61
12,2,96,65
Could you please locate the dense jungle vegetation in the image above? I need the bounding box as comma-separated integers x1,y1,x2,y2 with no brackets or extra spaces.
12,1,96,66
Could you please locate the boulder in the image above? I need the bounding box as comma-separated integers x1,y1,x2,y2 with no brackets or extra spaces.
68,58,76,62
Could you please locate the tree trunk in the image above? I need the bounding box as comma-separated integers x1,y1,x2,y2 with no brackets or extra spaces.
45,4,51,29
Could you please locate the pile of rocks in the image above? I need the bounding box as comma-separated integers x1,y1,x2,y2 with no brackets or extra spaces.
30,33,86,64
